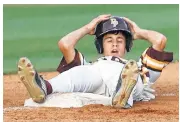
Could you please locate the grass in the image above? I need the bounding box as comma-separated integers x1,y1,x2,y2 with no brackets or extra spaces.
3,4,179,74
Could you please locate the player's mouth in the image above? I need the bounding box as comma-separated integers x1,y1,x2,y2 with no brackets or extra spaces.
111,50,118,54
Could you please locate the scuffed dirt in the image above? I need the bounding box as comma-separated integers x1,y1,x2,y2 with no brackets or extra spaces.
3,63,179,122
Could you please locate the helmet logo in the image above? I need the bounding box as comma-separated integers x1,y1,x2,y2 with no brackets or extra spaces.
110,18,118,27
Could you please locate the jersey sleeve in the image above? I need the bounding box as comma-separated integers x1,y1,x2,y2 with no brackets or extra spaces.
56,49,90,73
138,46,173,84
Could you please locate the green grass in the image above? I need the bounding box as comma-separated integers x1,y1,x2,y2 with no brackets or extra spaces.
3,4,179,74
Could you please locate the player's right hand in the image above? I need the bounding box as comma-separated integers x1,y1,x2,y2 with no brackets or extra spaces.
86,14,111,35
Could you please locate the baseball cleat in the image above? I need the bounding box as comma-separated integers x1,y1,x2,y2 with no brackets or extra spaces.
112,60,139,108
18,57,47,103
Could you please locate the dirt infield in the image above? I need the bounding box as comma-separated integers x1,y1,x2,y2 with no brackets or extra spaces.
3,62,179,122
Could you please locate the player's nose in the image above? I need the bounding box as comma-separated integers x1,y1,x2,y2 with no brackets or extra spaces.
112,42,118,47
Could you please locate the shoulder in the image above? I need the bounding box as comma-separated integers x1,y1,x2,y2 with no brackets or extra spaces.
57,49,91,73
139,46,173,71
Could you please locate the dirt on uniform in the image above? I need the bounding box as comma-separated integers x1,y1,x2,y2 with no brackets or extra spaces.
3,62,179,122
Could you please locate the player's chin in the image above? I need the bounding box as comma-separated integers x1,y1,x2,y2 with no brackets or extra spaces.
111,53,121,58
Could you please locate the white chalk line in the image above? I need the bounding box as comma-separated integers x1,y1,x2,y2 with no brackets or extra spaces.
155,93,177,96
3,106,36,112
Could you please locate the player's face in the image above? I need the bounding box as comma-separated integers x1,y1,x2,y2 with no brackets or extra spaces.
102,32,126,58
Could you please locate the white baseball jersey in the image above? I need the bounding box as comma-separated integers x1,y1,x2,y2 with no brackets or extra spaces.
48,47,173,107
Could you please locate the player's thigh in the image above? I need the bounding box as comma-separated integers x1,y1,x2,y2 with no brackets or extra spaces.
68,65,103,92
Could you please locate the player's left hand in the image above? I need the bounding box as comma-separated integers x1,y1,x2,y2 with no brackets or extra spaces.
122,17,142,40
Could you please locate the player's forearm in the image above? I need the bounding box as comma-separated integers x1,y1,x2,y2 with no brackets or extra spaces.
137,29,167,51
58,25,89,50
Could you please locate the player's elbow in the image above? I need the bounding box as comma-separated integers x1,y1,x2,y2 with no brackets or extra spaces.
58,39,70,51
159,35,167,48
154,35,167,51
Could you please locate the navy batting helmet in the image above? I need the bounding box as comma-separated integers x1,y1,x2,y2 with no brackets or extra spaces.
94,16,133,54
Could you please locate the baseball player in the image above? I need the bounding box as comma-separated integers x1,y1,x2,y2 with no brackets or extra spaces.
18,14,173,108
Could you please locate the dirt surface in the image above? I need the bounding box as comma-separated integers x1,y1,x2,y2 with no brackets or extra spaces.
3,62,179,122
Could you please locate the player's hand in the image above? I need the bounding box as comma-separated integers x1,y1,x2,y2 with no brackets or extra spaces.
86,14,111,35
122,17,142,40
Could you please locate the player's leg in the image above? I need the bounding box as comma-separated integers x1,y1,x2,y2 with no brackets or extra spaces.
112,60,139,108
18,57,47,103
18,57,104,103
48,65,103,94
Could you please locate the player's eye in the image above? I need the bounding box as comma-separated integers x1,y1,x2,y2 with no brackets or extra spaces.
117,40,122,43
117,39,123,43
107,40,112,43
